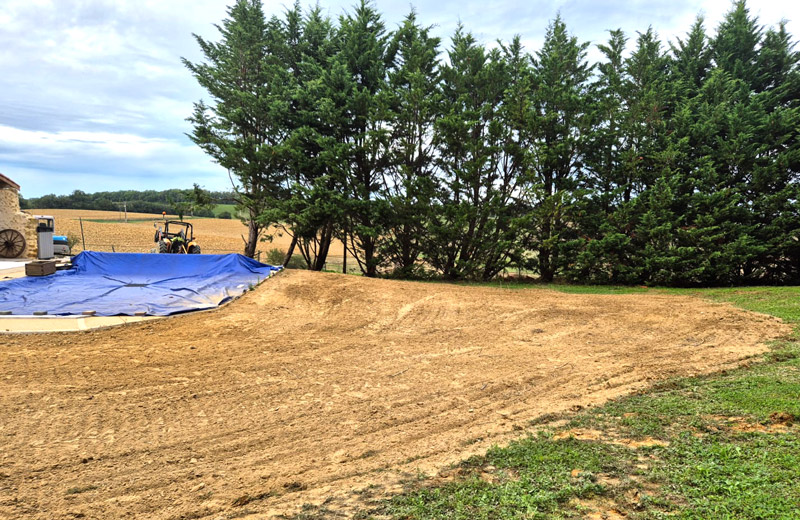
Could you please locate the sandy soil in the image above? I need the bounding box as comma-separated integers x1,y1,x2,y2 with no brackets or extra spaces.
29,209,350,263
0,271,789,519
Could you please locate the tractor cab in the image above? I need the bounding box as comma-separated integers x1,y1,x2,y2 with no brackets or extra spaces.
153,221,201,254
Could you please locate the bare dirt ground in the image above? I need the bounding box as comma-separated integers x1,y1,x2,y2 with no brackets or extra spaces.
31,209,349,262
0,271,789,519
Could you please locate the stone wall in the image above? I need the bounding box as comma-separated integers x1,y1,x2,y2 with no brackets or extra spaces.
0,186,37,258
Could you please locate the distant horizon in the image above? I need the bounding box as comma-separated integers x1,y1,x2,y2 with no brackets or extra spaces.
20,186,238,201
2,0,797,198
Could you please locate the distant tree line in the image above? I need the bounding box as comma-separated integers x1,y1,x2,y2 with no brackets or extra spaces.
185,0,799,285
21,188,237,219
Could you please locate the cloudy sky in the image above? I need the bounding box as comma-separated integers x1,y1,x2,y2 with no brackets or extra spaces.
1,0,797,198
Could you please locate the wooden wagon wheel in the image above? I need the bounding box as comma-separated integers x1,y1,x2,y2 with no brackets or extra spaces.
0,229,26,258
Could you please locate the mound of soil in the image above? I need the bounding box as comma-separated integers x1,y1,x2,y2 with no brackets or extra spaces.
0,271,789,519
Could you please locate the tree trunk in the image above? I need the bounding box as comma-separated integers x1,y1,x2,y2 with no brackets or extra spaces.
342,229,347,274
283,234,298,267
244,219,260,258
539,247,554,282
363,238,377,277
311,222,334,271
539,214,554,282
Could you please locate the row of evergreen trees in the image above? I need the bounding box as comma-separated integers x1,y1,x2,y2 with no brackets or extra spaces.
186,0,800,285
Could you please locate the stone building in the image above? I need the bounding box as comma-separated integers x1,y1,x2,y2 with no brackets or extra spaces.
0,173,37,259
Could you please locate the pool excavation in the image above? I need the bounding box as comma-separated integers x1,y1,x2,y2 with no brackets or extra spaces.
0,251,281,331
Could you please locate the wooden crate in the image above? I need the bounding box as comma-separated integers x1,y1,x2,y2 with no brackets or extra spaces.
25,261,57,277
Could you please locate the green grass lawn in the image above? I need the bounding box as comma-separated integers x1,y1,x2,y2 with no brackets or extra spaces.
671,287,800,324
286,285,800,519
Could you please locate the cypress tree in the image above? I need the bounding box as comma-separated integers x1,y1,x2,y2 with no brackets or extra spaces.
280,6,344,271
336,0,392,277
672,17,713,96
712,0,762,90
748,22,800,282
184,0,291,258
426,27,517,280
380,11,441,278
527,16,593,282
183,0,799,285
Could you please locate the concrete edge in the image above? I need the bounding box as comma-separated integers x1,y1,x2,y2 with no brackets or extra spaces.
0,315,160,333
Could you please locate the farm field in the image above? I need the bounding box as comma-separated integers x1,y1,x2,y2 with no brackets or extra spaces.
0,270,789,519
31,208,350,265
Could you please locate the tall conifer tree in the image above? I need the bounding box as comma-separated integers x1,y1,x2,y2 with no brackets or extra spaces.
527,16,592,282
380,11,441,277
184,0,291,258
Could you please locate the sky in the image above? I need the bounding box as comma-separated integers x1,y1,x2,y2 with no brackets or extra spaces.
1,0,797,198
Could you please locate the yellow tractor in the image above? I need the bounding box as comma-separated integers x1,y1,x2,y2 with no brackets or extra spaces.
153,221,201,254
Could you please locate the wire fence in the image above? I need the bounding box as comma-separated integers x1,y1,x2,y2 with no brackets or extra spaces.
72,244,265,263
318,258,364,274
317,259,539,279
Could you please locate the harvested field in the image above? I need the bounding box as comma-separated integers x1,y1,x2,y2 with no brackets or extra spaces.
0,271,790,519
31,209,349,262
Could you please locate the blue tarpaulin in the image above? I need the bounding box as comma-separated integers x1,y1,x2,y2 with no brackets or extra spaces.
0,251,281,316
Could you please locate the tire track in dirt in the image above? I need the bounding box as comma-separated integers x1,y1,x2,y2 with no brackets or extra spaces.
0,270,789,519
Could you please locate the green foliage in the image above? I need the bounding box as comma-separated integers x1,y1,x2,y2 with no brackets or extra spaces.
426,28,524,280
265,247,306,269
335,0,392,277
66,232,81,250
166,183,215,221
182,0,799,285
526,16,593,282
184,0,291,256
212,203,238,217
380,435,625,519
379,10,440,278
277,3,346,272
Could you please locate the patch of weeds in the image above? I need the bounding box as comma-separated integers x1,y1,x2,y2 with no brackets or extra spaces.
65,485,98,495
676,286,800,323
278,503,348,519
528,411,570,426
402,454,424,464
376,433,629,519
765,341,800,363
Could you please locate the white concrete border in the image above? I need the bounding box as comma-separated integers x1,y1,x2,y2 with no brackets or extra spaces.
0,315,159,333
